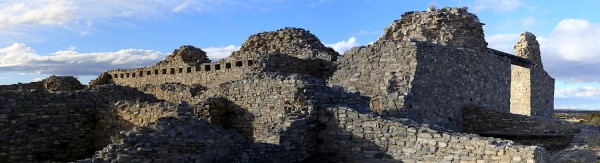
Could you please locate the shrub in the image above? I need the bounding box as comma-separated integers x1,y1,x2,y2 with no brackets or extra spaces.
583,113,600,126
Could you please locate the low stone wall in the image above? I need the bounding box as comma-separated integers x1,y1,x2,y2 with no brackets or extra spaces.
94,101,194,150
81,117,247,162
0,75,84,92
462,107,580,134
316,106,547,162
462,107,580,150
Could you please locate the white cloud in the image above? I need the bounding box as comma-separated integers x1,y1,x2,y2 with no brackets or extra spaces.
544,19,600,63
203,45,240,61
540,19,600,83
0,0,254,41
0,0,75,29
325,37,360,54
521,16,536,27
485,33,520,53
556,86,600,99
0,43,164,76
472,0,522,12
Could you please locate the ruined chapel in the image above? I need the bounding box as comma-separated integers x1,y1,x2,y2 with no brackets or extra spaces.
0,7,589,163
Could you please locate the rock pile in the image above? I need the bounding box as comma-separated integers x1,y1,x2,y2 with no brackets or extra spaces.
229,27,339,61
157,45,210,66
379,7,488,53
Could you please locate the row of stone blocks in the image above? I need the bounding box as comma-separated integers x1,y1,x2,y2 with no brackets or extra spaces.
109,60,255,79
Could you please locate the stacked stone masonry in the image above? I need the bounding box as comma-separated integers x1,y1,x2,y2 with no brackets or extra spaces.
511,32,555,118
0,7,566,163
462,107,579,150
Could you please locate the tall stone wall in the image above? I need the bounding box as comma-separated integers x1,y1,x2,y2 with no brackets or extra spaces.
316,106,547,162
406,42,511,129
329,7,512,130
329,40,511,130
0,91,101,162
510,32,555,118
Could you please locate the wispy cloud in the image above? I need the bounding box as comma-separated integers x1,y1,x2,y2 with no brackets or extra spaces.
471,0,522,12
521,16,536,27
556,86,600,99
0,43,164,76
0,0,259,42
325,37,360,54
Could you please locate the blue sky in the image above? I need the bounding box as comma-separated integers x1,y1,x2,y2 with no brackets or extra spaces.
0,0,599,110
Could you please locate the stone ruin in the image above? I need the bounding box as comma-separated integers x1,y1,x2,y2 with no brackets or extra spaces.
0,7,594,162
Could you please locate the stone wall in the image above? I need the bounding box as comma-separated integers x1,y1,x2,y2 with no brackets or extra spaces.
0,85,157,162
406,42,511,129
329,7,513,130
139,83,207,103
195,74,325,162
0,91,101,162
328,41,418,117
107,59,257,88
329,40,511,130
511,32,555,118
462,107,579,150
462,107,579,134
94,101,194,150
82,117,247,162
315,106,547,162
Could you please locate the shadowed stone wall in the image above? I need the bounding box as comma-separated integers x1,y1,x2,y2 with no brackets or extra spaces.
329,7,512,130
330,40,511,130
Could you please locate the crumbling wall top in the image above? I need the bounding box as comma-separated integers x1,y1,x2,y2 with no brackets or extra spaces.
156,45,210,66
228,27,339,61
515,32,543,69
378,7,488,53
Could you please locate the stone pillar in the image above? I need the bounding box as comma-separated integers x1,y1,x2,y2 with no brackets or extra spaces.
510,32,555,118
